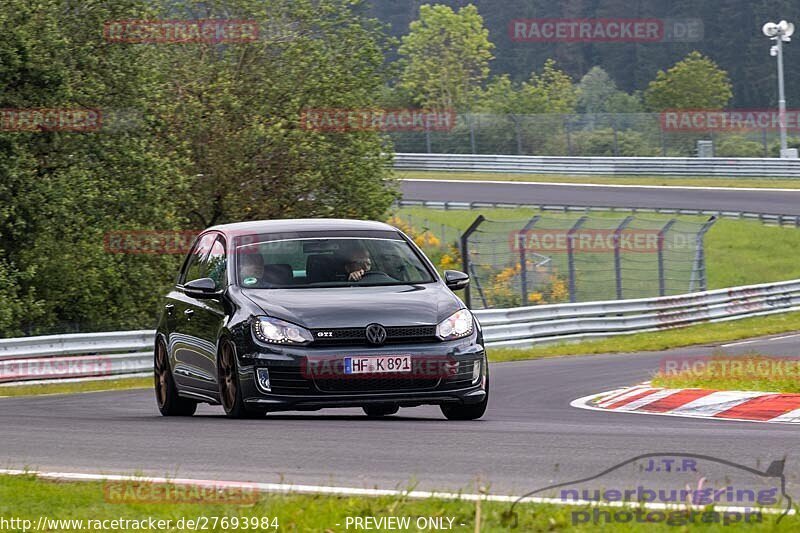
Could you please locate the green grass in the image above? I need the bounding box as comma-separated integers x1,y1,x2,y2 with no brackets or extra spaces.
0,377,150,398
651,354,800,394
1,474,796,531
396,170,800,189
486,311,800,362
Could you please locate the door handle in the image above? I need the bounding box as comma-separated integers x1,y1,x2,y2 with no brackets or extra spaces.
184,309,194,318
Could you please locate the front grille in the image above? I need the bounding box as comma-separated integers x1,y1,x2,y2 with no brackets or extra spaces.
314,376,440,393
310,325,439,346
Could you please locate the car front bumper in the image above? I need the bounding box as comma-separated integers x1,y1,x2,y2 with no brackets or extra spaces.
237,337,487,411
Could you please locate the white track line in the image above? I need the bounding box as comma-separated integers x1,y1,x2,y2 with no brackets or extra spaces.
399,178,800,193
720,339,762,348
0,469,791,516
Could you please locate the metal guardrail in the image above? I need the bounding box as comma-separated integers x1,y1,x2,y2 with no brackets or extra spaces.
0,330,153,384
394,153,800,178
1,278,800,382
396,199,800,227
476,279,800,348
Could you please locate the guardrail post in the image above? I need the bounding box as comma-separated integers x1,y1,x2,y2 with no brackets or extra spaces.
567,216,588,303
689,216,717,292
657,219,677,296
460,215,485,309
613,216,635,299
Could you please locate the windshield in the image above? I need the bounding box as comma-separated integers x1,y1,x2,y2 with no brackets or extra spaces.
236,237,435,288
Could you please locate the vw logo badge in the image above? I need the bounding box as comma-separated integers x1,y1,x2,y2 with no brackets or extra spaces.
365,323,387,346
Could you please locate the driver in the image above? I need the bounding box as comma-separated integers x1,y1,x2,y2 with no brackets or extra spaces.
240,252,264,286
342,244,372,281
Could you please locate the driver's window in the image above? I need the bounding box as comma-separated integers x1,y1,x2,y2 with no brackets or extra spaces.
181,233,216,285
205,237,228,289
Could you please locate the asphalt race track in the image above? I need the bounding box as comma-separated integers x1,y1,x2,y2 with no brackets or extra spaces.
400,179,800,216
2,334,800,497
3,178,800,499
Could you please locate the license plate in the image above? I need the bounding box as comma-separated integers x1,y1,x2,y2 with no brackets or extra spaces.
344,355,412,374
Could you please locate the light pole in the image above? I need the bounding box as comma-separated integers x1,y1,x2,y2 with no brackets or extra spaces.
763,20,796,158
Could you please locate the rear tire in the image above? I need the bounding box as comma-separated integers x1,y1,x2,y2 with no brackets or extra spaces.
363,405,399,418
154,338,197,416
218,340,266,419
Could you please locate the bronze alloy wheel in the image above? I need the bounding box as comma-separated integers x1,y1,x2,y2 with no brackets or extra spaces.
154,340,169,408
218,342,237,412
154,338,197,416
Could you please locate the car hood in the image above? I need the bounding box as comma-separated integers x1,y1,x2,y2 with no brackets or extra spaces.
242,283,463,328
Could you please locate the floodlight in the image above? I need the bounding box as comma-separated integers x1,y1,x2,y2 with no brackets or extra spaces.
779,20,795,37
763,22,779,37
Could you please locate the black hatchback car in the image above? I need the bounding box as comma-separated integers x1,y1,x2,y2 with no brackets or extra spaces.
154,219,488,420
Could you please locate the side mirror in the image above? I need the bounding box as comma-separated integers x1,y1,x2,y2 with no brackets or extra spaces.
184,277,219,299
444,270,470,291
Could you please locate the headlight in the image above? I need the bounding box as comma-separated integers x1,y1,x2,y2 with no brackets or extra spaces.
252,316,313,345
436,309,474,341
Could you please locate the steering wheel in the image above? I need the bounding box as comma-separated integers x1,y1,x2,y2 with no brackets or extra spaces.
354,271,393,281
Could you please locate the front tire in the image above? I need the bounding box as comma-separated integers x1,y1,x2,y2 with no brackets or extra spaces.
363,404,399,418
218,340,266,419
154,338,197,416
441,375,489,421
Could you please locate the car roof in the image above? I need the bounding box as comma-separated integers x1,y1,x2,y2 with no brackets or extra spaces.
207,218,399,236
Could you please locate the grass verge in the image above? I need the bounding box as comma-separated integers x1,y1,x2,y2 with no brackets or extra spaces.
396,170,800,190
0,474,795,531
486,311,800,363
651,354,800,393
0,377,151,398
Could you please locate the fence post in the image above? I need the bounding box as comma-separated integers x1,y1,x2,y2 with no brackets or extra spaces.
514,115,523,155
516,215,541,306
613,216,634,299
425,121,432,153
567,216,588,303
689,216,717,292
469,114,477,154
611,115,619,157
565,116,573,156
460,215,485,309
518,234,528,305
657,219,677,297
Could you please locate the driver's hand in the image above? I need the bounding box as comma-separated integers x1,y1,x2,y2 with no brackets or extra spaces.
348,269,364,281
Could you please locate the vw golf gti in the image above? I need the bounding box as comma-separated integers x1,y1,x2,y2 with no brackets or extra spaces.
154,219,488,420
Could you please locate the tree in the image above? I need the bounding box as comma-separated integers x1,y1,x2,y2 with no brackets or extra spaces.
577,67,618,114
160,0,398,227
644,51,733,111
398,4,494,111
477,60,576,114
